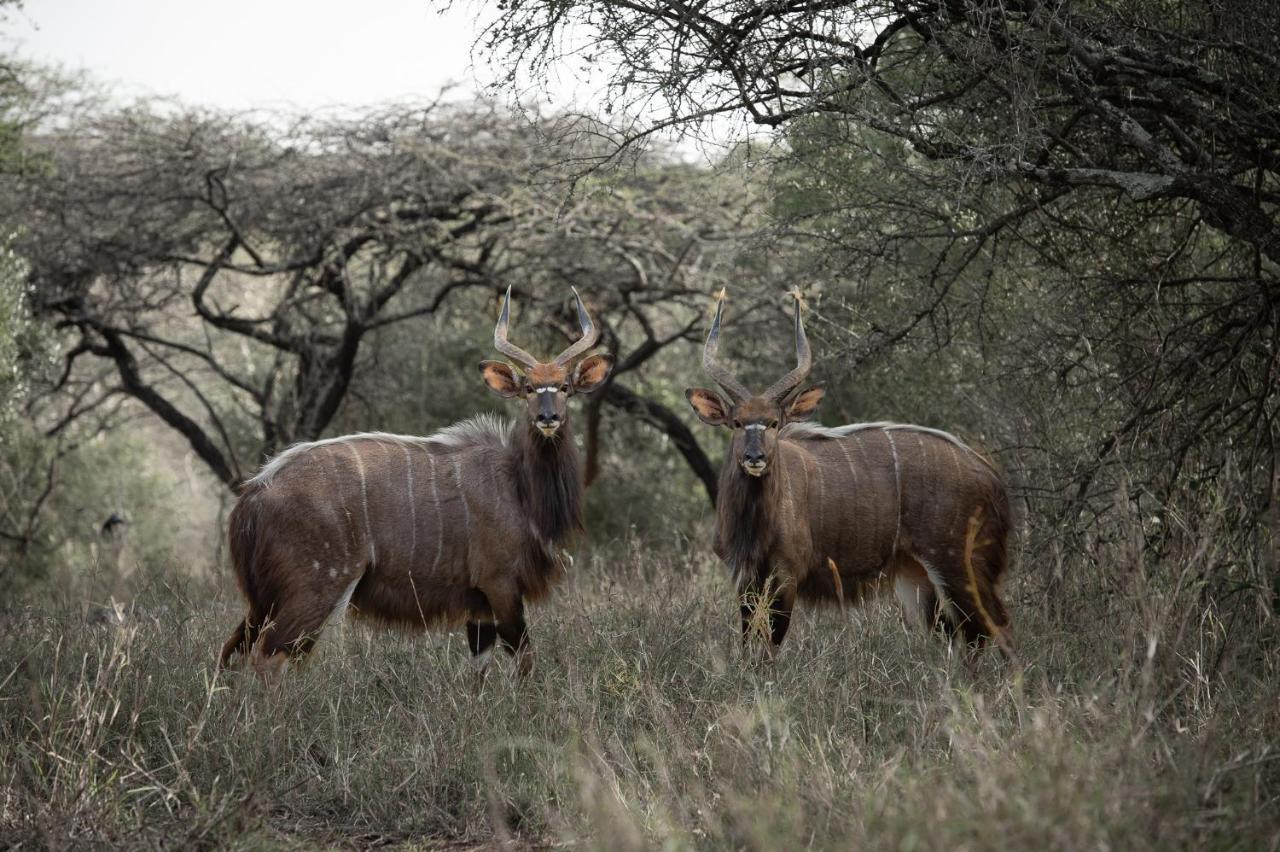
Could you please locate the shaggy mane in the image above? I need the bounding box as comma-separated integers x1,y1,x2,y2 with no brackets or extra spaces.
783,421,999,471
248,415,513,486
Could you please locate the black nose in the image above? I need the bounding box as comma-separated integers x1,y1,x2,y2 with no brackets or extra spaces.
537,415,560,426
744,450,765,464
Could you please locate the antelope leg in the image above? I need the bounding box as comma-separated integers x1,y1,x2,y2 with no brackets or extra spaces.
768,586,795,648
493,595,533,677
467,620,497,674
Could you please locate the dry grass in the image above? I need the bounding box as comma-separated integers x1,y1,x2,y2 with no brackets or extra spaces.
2,526,1278,850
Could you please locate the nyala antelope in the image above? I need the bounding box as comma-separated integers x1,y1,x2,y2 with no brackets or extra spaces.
219,287,613,677
685,292,1012,656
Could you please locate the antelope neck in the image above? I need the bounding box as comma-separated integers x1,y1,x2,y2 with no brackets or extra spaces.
512,419,583,545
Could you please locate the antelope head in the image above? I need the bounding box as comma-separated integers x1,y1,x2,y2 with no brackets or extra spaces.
685,291,825,476
479,287,614,438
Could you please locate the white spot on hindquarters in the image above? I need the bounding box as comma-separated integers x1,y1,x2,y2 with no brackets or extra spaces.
470,647,494,673
329,567,337,579
312,560,320,571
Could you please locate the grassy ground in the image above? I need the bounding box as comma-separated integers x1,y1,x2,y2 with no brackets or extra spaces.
2,532,1278,850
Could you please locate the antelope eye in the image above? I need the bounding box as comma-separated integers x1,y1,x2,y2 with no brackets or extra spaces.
523,384,534,395
768,419,779,429
731,419,743,429
559,383,569,393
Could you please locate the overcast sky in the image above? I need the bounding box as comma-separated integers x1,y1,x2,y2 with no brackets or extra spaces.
5,1,752,159
5,1,535,110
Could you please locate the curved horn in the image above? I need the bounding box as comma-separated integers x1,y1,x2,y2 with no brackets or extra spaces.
493,285,539,369
552,287,601,367
763,290,812,402
702,291,750,403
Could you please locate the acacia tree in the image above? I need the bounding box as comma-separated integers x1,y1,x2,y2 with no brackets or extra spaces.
4,98,755,505
483,0,1280,262
7,102,532,486
481,0,1280,534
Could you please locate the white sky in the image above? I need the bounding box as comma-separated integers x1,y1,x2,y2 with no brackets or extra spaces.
4,0,754,158
5,0,523,111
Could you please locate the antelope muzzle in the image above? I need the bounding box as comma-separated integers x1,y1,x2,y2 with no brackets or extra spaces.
741,426,768,476
534,388,562,437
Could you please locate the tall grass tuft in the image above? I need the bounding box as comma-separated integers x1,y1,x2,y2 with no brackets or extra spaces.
2,504,1277,849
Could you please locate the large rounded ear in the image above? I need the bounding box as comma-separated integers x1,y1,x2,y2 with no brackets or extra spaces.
785,384,825,421
685,387,731,426
479,360,522,398
572,353,614,394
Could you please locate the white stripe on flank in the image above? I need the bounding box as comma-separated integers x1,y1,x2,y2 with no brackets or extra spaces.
946,441,966,535
837,438,860,494
809,451,825,532
454,456,471,536
796,445,809,494
427,453,442,572
884,428,902,561
347,442,376,566
402,443,417,569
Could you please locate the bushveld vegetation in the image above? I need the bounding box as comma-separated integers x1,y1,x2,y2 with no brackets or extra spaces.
2,0,1278,848
2,501,1277,848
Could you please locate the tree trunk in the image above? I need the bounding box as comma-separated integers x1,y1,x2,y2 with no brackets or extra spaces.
1272,464,1279,617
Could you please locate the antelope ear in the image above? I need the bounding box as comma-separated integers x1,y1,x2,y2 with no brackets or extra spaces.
572,353,613,394
479,360,521,398
685,387,730,426
786,384,825,421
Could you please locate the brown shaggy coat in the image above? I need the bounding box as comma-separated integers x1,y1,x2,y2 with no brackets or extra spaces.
218,416,582,668
717,421,1011,646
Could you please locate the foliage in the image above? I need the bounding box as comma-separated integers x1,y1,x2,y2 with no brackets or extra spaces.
0,422,195,595
0,5,1277,847
483,0,1280,609
0,238,40,421
1,98,759,503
